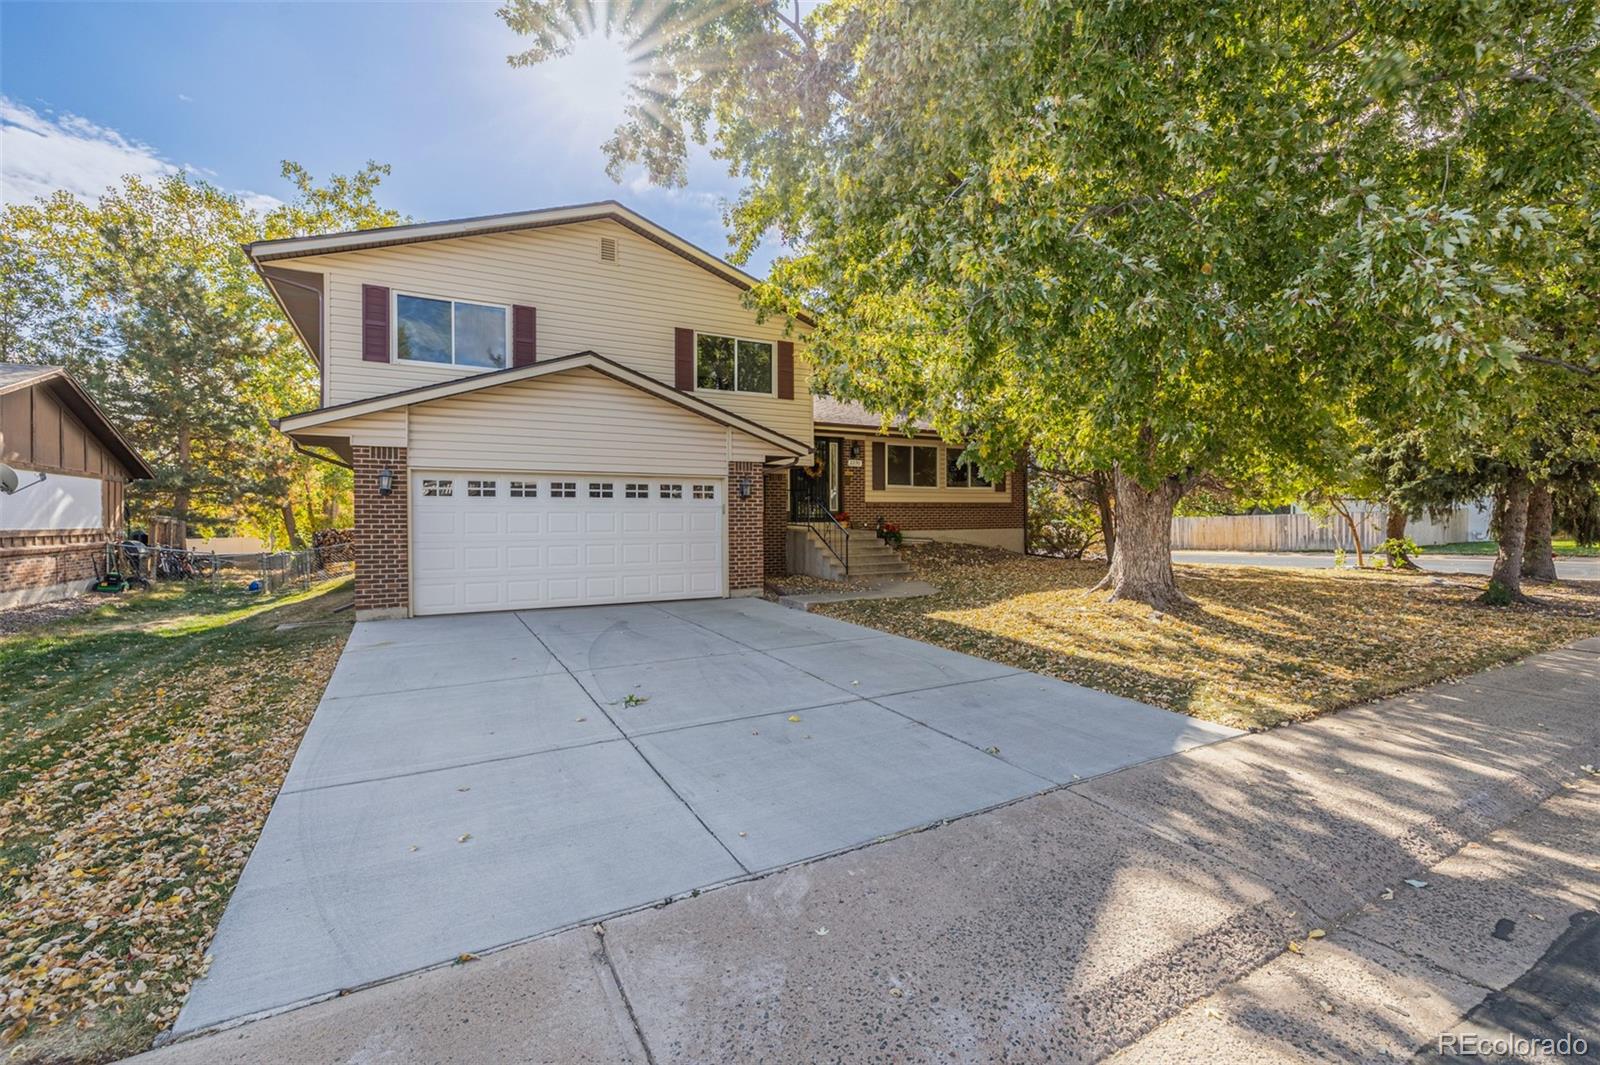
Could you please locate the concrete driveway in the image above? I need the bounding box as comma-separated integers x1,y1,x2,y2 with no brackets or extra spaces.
175,597,1237,1035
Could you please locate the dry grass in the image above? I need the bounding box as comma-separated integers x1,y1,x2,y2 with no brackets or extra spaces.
812,543,1600,731
1,579,353,1063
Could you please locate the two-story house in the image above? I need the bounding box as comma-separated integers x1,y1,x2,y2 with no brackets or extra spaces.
254,202,1023,619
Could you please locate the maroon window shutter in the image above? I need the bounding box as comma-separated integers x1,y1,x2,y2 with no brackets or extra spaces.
872,442,887,491
361,285,390,362
512,305,537,366
776,341,794,400
674,328,695,391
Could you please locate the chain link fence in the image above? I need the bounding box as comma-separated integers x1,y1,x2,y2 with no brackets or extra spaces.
100,533,354,595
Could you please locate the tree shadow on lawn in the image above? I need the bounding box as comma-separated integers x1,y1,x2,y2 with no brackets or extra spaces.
837,548,1600,729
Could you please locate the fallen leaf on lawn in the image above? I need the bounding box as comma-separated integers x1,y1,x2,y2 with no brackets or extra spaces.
1287,941,1303,954
815,927,828,936
1307,929,1326,940
1380,888,1395,900
455,953,479,964
1204,1007,1223,1021
1404,879,1429,889
788,715,802,723
1319,999,1335,1014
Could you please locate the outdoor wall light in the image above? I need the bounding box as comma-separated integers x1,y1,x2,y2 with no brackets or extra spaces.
737,476,753,499
377,466,394,496
849,441,862,459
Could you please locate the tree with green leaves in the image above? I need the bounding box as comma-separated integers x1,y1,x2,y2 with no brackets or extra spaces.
502,0,1598,609
1,162,402,539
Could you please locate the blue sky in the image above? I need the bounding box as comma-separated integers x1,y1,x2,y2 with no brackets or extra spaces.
0,1,774,272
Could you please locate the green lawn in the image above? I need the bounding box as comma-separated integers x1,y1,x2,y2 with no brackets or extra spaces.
0,578,353,1062
1428,539,1599,557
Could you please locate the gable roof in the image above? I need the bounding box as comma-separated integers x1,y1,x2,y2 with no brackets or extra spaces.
0,363,154,478
275,350,812,458
812,394,935,434
245,200,814,326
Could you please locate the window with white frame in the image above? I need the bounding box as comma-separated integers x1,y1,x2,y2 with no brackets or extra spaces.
589,482,614,499
509,480,537,498
659,483,683,499
945,450,994,488
395,294,508,369
886,443,939,488
695,333,773,394
421,478,454,497
467,479,497,497
624,483,649,499
692,484,716,500
550,481,577,498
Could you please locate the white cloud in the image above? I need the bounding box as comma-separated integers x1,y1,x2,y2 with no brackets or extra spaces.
1,96,281,212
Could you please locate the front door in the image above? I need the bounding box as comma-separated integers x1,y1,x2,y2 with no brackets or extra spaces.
791,436,844,519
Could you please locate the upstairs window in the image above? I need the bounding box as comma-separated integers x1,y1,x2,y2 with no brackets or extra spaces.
396,294,508,369
695,333,773,394
946,451,993,488
886,443,939,488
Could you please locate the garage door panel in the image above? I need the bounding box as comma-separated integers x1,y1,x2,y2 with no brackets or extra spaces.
412,472,725,615
506,513,543,535
506,545,543,569
415,511,458,536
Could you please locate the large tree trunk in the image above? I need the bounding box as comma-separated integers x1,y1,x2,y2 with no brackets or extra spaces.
1522,482,1557,582
1385,506,1407,542
1094,468,1189,610
1092,470,1117,561
280,500,305,550
1485,469,1531,603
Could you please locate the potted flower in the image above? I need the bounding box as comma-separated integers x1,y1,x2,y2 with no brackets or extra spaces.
876,519,903,547
832,511,850,525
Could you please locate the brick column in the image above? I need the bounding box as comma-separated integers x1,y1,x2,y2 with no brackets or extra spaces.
352,445,410,619
763,471,790,578
727,461,765,595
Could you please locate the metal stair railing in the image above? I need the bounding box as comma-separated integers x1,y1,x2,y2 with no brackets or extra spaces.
792,495,850,575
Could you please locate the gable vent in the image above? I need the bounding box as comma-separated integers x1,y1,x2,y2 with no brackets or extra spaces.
599,236,618,263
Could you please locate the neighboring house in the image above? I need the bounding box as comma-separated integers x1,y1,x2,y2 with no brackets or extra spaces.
251,202,1024,619
0,365,153,608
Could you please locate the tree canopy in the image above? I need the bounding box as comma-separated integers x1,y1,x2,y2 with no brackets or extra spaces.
1,162,403,542
503,0,1600,606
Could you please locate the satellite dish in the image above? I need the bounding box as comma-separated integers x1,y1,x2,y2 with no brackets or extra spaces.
0,464,44,495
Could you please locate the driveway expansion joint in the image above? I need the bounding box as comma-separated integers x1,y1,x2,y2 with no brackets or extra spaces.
513,610,753,877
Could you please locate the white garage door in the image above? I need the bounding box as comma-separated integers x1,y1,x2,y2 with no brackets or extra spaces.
411,472,724,615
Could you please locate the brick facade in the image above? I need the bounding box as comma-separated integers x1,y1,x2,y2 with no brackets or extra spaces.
727,461,765,593
352,445,410,617
838,440,1026,534
762,471,789,578
0,532,105,607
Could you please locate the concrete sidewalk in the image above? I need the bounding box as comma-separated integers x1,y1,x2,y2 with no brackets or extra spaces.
134,638,1600,1063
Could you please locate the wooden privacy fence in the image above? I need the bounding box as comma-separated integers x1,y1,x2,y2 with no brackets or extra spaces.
1170,510,1472,552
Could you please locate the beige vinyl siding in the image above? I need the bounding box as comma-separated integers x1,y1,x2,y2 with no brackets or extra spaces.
270,219,813,444
405,368,769,474
308,408,407,446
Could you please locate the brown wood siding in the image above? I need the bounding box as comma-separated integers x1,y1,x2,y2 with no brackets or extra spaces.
0,382,134,483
